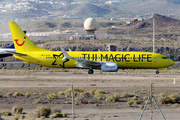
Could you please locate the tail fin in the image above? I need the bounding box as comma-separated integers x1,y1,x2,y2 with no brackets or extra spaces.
3,43,14,49
8,21,49,52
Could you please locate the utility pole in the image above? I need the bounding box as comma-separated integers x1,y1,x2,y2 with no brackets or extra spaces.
71,84,74,119
153,13,155,53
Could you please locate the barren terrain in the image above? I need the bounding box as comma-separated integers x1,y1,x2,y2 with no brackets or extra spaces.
0,69,179,120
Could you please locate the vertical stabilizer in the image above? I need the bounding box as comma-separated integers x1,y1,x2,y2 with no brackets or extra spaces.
8,21,49,52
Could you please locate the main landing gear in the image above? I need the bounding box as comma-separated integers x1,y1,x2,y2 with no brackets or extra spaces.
88,69,94,74
156,70,159,74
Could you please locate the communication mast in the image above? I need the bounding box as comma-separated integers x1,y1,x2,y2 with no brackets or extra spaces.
153,13,155,53
72,18,75,29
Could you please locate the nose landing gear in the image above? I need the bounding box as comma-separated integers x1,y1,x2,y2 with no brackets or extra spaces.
156,70,159,74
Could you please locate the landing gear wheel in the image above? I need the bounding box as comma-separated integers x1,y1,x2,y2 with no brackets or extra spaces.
88,69,94,74
156,70,159,74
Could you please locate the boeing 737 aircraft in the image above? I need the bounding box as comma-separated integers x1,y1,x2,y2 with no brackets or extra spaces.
8,21,175,74
0,43,15,61
0,31,27,61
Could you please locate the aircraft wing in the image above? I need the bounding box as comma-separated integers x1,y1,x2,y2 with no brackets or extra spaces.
5,50,27,56
60,46,101,68
72,58,101,68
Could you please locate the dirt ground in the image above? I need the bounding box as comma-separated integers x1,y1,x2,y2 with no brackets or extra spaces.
0,69,180,120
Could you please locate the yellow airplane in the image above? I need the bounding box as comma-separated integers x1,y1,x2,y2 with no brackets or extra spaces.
8,21,175,74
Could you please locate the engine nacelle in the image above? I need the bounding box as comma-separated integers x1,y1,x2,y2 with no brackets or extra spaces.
101,62,118,72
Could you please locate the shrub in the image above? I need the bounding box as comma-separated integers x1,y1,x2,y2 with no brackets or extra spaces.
0,113,2,120
7,93,12,97
157,97,169,104
129,96,137,101
74,102,78,105
143,96,147,100
89,88,96,95
63,112,68,118
34,67,39,71
94,103,99,106
39,93,44,95
34,99,41,104
174,103,178,106
49,115,54,119
94,94,105,100
51,107,61,114
135,89,139,93
34,106,51,118
57,91,64,95
47,93,57,99
88,100,94,104
13,115,19,120
20,114,25,120
157,93,167,97
168,93,180,103
25,92,31,98
105,94,119,102
13,92,23,97
113,93,120,98
75,94,86,104
12,105,23,114
126,101,133,107
121,92,134,97
126,96,141,107
157,93,169,104
2,67,6,70
33,92,38,95
94,90,103,94
42,68,47,71
40,116,45,119
2,111,12,116
64,101,71,104
64,87,83,97
53,112,62,117
139,105,144,110
134,100,141,104
30,117,35,120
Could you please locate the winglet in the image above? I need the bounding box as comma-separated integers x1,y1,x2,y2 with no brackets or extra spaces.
60,46,70,61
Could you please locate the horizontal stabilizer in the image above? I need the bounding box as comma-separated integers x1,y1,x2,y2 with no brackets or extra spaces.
5,51,27,56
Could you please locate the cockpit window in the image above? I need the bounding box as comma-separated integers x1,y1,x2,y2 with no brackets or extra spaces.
162,57,169,59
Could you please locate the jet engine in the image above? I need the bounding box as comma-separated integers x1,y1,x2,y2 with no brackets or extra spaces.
101,62,118,72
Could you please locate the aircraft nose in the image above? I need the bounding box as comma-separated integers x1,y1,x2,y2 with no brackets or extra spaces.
169,59,175,66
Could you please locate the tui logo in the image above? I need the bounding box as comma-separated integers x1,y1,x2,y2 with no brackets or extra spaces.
14,38,25,46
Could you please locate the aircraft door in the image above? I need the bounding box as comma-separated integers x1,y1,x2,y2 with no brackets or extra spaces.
153,55,157,63
36,54,41,63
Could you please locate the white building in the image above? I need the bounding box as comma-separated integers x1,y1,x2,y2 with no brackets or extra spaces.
70,34,96,40
105,1,123,5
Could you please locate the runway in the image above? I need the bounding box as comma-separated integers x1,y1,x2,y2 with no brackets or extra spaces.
0,73,179,88
0,73,179,76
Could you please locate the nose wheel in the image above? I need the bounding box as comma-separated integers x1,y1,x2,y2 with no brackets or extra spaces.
88,69,94,74
156,70,159,74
